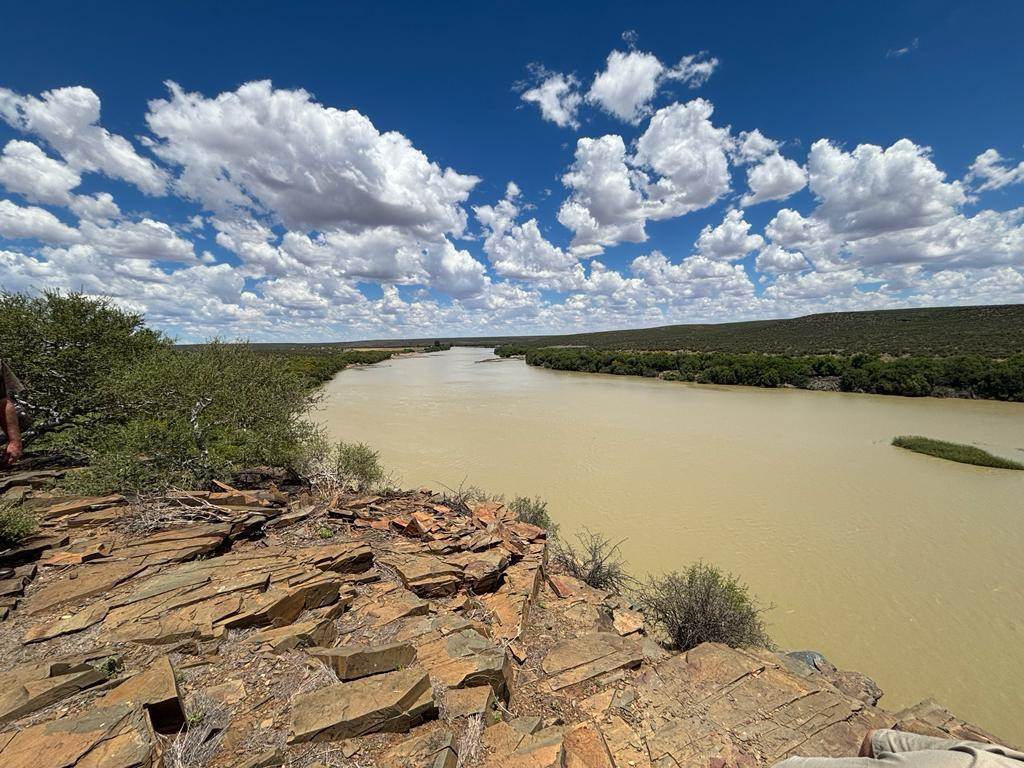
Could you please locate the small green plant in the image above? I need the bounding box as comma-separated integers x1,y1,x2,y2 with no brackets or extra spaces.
186,709,206,727
633,563,772,651
553,528,629,593
316,526,334,539
93,655,124,679
892,435,1023,470
508,496,559,539
0,502,37,548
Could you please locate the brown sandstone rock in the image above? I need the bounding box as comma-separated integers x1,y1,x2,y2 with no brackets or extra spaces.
246,617,337,653
288,666,436,743
0,702,157,768
0,649,118,724
415,625,513,696
310,641,417,681
98,655,185,733
388,554,464,597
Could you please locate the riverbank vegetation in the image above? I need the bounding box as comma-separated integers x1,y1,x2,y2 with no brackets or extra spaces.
0,291,396,494
494,346,1024,401
892,436,1024,470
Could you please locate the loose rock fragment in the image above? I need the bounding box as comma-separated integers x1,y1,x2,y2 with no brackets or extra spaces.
288,666,436,743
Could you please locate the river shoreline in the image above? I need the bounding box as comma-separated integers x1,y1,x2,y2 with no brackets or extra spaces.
315,347,1024,743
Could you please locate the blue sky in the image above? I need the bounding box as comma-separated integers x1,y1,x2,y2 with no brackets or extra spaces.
1,0,1023,341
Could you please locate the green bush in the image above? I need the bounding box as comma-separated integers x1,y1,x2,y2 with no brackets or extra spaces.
68,341,317,494
0,502,38,548
634,563,772,651
508,496,559,538
553,528,629,593
0,291,167,448
301,437,388,495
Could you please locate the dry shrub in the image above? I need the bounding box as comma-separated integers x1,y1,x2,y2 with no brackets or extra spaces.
553,528,629,593
633,562,772,651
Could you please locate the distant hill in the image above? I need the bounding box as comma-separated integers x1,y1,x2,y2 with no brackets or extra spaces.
246,304,1024,358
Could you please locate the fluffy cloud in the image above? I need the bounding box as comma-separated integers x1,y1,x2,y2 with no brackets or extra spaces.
0,86,168,195
586,50,717,124
759,138,1024,299
0,199,80,244
635,99,732,218
755,243,808,273
966,149,1024,192
0,140,81,205
558,99,733,254
520,71,582,129
145,80,479,238
732,130,807,206
742,153,807,206
558,135,648,255
475,183,580,288
695,209,764,260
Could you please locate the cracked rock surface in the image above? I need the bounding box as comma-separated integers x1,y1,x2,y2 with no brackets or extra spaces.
0,467,1010,767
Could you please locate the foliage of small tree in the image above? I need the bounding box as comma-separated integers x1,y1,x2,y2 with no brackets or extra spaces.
0,502,37,548
508,495,559,538
0,291,167,447
69,341,317,493
553,528,629,593
633,563,772,651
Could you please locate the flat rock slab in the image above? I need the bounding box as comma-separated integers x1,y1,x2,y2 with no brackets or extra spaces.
288,666,436,743
541,633,643,691
23,602,109,644
247,617,337,653
0,702,156,768
97,655,185,733
311,642,417,681
380,726,458,768
387,554,464,597
0,649,118,724
415,626,512,696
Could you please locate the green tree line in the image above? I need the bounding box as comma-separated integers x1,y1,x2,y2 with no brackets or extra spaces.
494,345,1024,401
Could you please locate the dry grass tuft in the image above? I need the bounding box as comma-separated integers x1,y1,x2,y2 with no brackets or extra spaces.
163,694,232,768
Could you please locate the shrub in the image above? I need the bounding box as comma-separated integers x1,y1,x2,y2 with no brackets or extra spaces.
634,563,772,651
301,437,388,495
553,528,629,593
68,341,317,494
0,502,37,548
508,495,559,538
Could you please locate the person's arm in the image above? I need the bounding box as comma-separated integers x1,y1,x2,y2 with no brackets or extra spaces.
2,398,21,465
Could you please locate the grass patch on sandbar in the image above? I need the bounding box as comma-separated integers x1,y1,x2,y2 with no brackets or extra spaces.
892,435,1024,470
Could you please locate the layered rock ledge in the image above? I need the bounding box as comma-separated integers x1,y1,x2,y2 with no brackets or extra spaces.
0,467,1011,767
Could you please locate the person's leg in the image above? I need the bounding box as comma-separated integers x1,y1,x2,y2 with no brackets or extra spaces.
860,731,877,757
1,397,21,467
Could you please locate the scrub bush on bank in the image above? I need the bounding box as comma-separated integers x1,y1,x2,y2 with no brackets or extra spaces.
494,346,1024,401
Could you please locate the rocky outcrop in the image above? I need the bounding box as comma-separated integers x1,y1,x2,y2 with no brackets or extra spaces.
0,471,1012,767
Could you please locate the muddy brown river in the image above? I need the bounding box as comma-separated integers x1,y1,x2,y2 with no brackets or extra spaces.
315,346,1024,742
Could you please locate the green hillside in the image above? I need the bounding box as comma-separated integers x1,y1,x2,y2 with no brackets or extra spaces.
255,305,1024,358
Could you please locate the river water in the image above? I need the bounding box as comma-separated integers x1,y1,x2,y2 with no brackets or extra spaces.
315,346,1024,742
